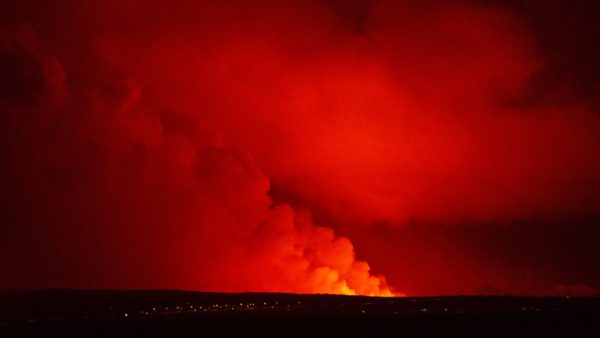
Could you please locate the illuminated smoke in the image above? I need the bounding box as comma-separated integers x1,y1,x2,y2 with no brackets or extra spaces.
1,0,600,295
0,22,395,296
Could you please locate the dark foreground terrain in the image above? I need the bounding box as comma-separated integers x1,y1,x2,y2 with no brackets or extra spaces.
1,290,599,337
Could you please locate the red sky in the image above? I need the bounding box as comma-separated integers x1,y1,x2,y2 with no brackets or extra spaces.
1,0,600,296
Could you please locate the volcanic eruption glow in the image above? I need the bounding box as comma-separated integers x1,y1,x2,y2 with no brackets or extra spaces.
1,0,600,297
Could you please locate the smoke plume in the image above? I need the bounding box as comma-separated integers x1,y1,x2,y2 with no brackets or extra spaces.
1,0,600,295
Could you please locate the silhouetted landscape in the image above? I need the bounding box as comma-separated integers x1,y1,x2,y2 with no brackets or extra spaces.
1,290,599,337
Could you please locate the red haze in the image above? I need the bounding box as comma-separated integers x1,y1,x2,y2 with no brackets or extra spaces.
1,0,600,296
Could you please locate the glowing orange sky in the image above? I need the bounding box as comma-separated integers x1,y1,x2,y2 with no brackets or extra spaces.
1,0,600,296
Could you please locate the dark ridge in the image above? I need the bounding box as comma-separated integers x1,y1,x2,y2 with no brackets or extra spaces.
1,290,600,337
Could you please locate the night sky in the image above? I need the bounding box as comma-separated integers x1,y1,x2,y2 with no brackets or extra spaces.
1,0,600,296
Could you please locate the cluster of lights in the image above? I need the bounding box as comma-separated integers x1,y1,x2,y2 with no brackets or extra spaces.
116,299,303,318
115,298,558,319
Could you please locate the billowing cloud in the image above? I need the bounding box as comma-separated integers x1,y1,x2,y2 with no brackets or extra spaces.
1,0,599,295
0,22,392,295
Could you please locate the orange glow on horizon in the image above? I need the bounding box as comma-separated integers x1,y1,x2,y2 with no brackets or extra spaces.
2,0,600,297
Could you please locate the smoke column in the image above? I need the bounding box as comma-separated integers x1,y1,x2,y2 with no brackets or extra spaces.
1,0,600,296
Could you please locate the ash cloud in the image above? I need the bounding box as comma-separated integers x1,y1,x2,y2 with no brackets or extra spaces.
1,0,600,295
0,21,392,295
